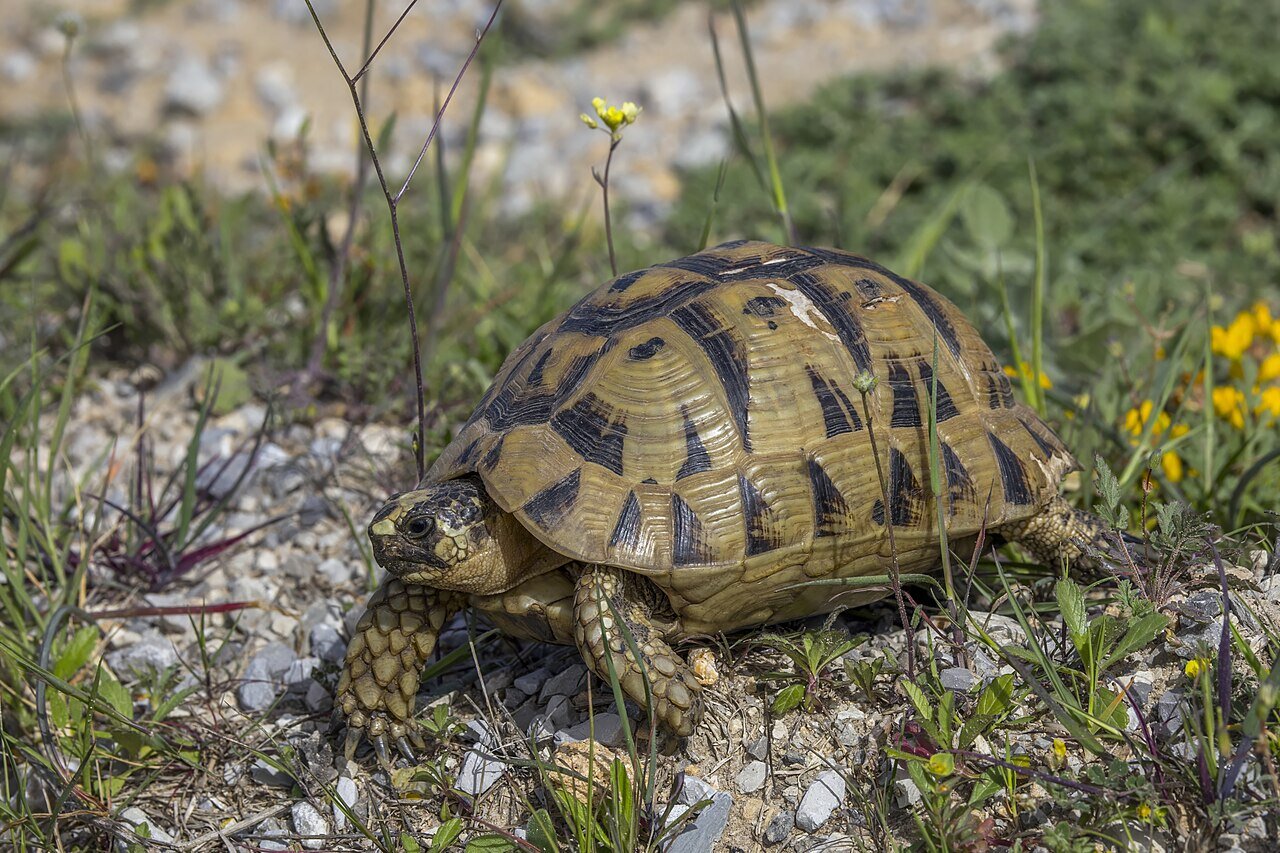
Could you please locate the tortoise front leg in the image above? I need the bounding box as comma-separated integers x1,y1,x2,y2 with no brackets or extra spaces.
336,578,463,765
572,564,704,737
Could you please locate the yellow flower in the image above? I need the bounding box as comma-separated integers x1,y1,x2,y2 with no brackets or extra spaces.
1162,451,1184,483
1212,386,1246,429
1251,302,1274,337
1211,313,1256,361
1185,658,1208,679
1260,352,1280,383
926,752,954,777
1256,386,1280,420
1123,400,1172,439
1003,361,1052,389
1137,803,1152,820
585,97,641,138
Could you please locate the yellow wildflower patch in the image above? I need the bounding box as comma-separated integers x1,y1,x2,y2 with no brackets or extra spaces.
1212,386,1246,429
1003,361,1052,389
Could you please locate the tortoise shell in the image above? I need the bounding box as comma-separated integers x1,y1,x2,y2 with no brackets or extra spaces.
427,241,1075,620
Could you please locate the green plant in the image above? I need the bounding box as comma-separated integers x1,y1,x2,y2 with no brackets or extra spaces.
757,627,865,714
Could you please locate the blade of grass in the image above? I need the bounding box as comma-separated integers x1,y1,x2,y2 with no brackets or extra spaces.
1027,157,1047,415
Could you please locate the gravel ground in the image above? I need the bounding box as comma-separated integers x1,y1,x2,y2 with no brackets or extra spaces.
22,362,1280,850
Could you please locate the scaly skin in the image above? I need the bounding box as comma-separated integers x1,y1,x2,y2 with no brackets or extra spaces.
573,564,704,737
335,578,463,765
1000,494,1139,580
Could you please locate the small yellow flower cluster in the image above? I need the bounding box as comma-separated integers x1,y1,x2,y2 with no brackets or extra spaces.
1210,301,1280,427
580,97,641,139
1184,657,1209,679
1003,361,1052,389
1122,400,1191,482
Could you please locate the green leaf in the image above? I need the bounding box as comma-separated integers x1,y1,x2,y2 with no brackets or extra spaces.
957,714,994,751
95,669,133,719
526,809,559,853
465,835,516,852
901,680,932,723
1055,578,1087,646
976,674,1016,717
772,683,805,715
1103,612,1169,670
429,819,464,853
55,626,99,681
401,832,422,853
961,183,1013,249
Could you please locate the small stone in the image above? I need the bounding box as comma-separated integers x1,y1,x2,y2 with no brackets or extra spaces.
764,811,794,846
513,666,549,696
747,735,769,761
796,770,845,832
894,775,921,808
556,713,625,747
164,56,225,115
333,776,357,830
1179,591,1222,623
284,657,319,691
940,667,977,693
317,557,351,586
291,800,329,850
119,807,175,843
455,745,505,796
309,623,346,665
250,758,294,787
304,680,332,713
540,663,587,700
666,777,732,853
736,760,767,793
106,631,179,677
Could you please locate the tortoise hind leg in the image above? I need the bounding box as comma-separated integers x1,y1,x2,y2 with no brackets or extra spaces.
572,564,704,737
998,494,1141,580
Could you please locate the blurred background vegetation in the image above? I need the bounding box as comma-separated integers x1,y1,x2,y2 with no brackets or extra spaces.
2,0,1278,522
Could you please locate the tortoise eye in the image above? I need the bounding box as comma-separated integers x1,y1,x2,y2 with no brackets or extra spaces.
403,517,435,539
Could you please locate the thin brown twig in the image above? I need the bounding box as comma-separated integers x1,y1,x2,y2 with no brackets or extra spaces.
301,0,377,396
302,0,504,481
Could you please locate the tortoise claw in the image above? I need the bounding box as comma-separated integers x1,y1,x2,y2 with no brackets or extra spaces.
372,734,392,769
396,736,417,763
344,728,362,761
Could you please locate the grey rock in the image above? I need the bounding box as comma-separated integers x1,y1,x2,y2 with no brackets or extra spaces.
284,657,319,691
1154,689,1187,737
317,557,352,586
556,713,625,747
782,749,806,766
796,770,845,832
940,667,977,693
333,776,358,830
238,641,298,712
509,666,550,691
540,663,587,700
291,800,329,850
164,56,225,116
764,810,794,846
455,745,505,796
894,775,922,808
119,807,175,843
667,777,732,853
1180,591,1222,623
736,760,767,793
309,623,346,665
250,758,294,787
106,630,179,677
304,680,332,713
196,444,288,499
748,735,769,761
544,694,574,728
1,51,36,82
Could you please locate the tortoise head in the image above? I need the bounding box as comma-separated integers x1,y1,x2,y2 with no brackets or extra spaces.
366,476,548,593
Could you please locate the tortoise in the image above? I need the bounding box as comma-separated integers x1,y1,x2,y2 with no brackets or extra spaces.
337,240,1119,763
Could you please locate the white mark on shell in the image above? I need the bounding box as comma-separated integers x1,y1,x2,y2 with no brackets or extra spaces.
765,282,839,343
